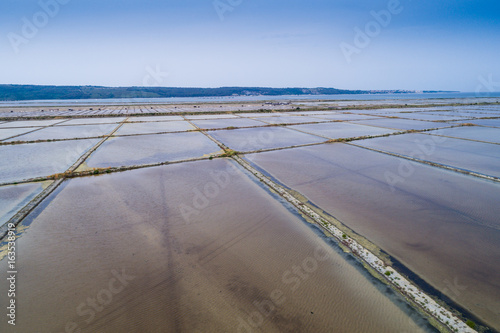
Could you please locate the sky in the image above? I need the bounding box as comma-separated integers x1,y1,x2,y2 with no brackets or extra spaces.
1,0,500,91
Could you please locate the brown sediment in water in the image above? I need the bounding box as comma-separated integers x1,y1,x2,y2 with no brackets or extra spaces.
245,144,500,331
0,159,431,333
1,102,499,332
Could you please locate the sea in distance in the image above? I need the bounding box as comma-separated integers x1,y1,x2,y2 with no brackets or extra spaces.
1,92,500,107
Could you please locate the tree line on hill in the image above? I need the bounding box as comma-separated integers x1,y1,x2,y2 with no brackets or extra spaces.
0,84,418,101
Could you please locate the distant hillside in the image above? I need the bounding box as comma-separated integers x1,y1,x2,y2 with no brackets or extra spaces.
0,85,418,101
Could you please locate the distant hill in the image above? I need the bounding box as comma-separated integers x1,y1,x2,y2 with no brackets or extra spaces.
0,85,421,101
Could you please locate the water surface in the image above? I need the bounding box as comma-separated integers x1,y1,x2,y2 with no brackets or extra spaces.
428,126,500,144
0,139,100,183
390,113,469,121
0,159,433,333
61,117,126,125
456,118,500,128
0,127,41,140
127,116,184,122
309,114,380,121
86,132,221,168
191,118,266,130
185,114,240,120
0,182,47,227
350,118,452,130
288,122,397,139
7,124,119,141
210,127,325,152
113,121,194,136
0,119,67,128
354,133,500,178
246,144,500,329
257,116,327,124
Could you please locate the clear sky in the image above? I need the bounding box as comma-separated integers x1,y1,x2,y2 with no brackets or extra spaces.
1,0,500,91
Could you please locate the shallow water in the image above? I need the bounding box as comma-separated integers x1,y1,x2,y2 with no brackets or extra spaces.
292,111,338,116
86,132,221,168
0,182,47,227
127,116,184,122
428,126,500,144
246,144,500,329
113,121,194,135
463,118,500,127
309,113,380,121
432,111,498,118
257,116,326,124
238,112,288,118
0,127,41,140
0,119,67,128
6,124,119,141
288,122,397,139
60,117,126,125
185,114,240,120
354,133,500,178
350,118,452,130
191,118,266,129
390,113,469,121
368,108,433,114
0,139,100,183
210,127,325,152
0,159,433,333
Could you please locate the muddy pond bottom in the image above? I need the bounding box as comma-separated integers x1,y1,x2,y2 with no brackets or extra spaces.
0,159,432,333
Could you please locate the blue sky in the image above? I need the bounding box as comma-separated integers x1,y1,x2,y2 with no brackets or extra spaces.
1,0,500,91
